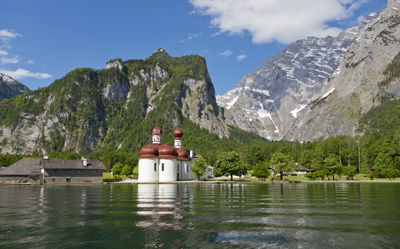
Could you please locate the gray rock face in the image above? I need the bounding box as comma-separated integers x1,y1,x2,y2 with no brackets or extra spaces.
178,75,229,138
0,73,30,101
217,27,357,140
287,0,400,141
0,51,230,154
105,59,123,70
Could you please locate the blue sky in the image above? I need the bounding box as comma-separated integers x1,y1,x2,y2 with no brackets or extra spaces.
0,0,387,95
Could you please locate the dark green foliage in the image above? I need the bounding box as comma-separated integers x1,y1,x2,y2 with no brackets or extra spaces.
244,145,265,168
270,152,294,180
252,161,270,181
214,151,247,181
323,154,342,180
121,165,132,176
0,154,24,167
132,166,138,178
342,165,357,180
191,156,208,180
112,162,124,176
358,99,400,137
96,151,139,172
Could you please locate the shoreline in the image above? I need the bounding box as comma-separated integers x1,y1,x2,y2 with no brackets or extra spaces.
1,180,400,186
111,179,400,184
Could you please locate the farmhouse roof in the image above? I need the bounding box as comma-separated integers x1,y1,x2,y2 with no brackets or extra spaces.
0,158,106,176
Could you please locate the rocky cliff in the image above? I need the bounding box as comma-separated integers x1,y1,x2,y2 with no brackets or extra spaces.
0,49,230,154
0,73,30,101
287,0,400,141
218,0,400,142
217,25,357,140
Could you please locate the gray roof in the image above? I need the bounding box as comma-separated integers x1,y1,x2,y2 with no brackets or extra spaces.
0,158,41,176
42,158,106,170
0,158,106,176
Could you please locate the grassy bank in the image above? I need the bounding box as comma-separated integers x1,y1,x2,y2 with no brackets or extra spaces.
206,174,400,182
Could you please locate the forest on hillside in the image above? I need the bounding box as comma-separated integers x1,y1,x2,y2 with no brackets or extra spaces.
1,98,399,180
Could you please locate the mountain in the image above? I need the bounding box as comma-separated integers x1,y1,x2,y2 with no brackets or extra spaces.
217,0,400,142
217,25,358,140
287,0,400,141
0,73,30,101
0,49,251,156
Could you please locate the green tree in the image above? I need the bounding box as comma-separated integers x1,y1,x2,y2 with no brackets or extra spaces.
245,145,264,169
372,152,399,178
132,165,139,178
214,151,247,181
112,162,124,176
382,168,400,180
191,156,208,180
324,154,342,180
252,161,270,181
342,165,357,180
270,152,293,181
121,165,132,176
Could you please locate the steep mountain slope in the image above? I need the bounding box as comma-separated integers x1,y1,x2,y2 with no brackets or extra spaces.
0,49,234,154
288,0,400,141
217,27,357,140
0,73,30,101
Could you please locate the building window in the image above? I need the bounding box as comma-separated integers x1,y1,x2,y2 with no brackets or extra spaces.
186,164,188,173
162,163,164,171
154,163,157,171
51,178,56,182
66,177,71,183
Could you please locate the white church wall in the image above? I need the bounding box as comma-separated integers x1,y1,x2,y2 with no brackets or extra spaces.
158,158,177,182
138,158,158,182
180,160,194,180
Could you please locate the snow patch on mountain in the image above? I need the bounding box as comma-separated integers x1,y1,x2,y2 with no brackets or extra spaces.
290,104,307,118
217,26,358,140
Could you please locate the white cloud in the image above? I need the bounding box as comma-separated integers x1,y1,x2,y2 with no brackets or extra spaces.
189,0,367,44
0,50,7,56
211,31,223,37
0,56,19,64
0,68,52,79
356,15,365,24
27,59,35,64
220,49,233,56
237,54,247,61
0,29,20,42
180,33,202,43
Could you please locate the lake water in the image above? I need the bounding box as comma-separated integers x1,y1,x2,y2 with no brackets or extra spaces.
0,183,399,248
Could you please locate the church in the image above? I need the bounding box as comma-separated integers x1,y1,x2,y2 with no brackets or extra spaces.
138,126,196,182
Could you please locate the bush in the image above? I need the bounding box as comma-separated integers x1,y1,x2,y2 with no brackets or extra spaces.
121,165,132,176
252,161,270,181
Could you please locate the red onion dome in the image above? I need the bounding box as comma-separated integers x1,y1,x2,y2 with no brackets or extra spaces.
139,144,159,158
158,144,177,159
176,148,189,161
173,128,183,139
152,126,163,135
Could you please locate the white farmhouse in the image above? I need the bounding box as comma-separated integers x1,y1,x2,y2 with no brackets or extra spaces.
138,126,196,182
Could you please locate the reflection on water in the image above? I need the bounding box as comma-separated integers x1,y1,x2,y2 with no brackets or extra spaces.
136,184,185,230
0,183,399,248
